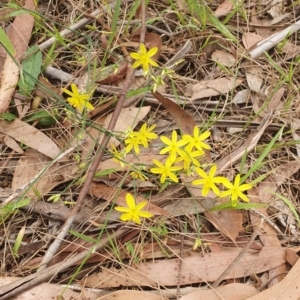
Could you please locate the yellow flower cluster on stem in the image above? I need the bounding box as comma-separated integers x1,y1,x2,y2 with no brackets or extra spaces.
112,123,254,224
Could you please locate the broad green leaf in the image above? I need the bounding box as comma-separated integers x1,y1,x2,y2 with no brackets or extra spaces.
95,168,117,177
126,86,152,98
25,110,57,126
69,230,97,243
13,225,25,257
0,112,17,121
0,27,15,56
18,45,42,97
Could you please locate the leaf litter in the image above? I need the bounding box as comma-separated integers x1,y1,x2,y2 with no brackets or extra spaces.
1,0,300,299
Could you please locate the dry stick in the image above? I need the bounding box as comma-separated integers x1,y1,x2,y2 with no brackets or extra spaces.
211,217,264,288
249,20,300,58
0,227,129,299
140,0,146,44
38,2,116,51
38,66,135,271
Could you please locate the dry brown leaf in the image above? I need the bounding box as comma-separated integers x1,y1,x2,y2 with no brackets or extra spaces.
211,50,236,67
97,290,168,300
83,247,286,288
253,87,284,118
214,0,234,17
0,119,60,159
244,65,263,93
204,210,243,241
180,283,258,300
232,89,251,104
0,276,98,300
152,92,196,135
2,135,24,154
12,149,77,200
286,248,300,266
200,36,230,63
246,253,300,300
190,77,243,101
242,33,264,50
162,198,217,217
0,0,36,113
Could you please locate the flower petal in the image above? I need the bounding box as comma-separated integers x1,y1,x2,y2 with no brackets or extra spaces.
136,201,147,210
114,206,130,213
120,212,133,222
126,193,136,209
147,47,158,57
138,211,154,218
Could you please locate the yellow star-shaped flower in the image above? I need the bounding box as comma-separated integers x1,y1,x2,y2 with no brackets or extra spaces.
114,193,153,224
220,174,252,206
150,158,183,184
182,126,211,152
62,83,94,113
192,165,228,196
130,44,159,75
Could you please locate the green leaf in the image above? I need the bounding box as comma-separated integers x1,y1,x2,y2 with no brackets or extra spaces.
210,201,267,211
0,27,15,56
13,225,25,257
0,112,17,121
18,45,42,97
25,110,57,126
68,230,97,243
94,168,117,177
126,86,153,98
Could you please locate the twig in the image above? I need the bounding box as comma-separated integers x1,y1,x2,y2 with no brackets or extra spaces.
0,227,129,299
140,0,146,44
211,217,264,288
249,20,300,58
38,2,116,51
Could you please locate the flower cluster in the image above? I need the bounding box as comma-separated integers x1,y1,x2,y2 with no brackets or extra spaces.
112,124,253,226
150,127,211,183
108,123,157,178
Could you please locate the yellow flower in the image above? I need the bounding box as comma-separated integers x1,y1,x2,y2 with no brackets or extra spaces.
175,149,204,171
109,144,126,168
220,174,252,207
182,127,210,152
130,44,159,75
160,130,189,163
150,158,183,184
62,83,94,113
124,132,142,154
114,193,153,224
137,123,158,148
130,169,148,181
192,165,228,196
